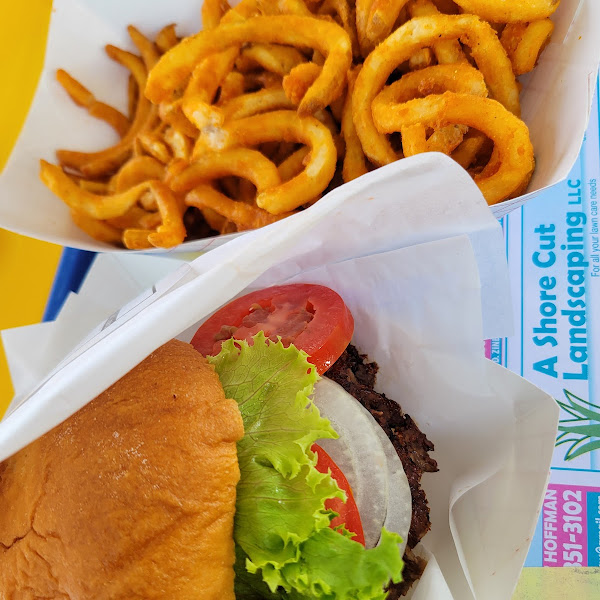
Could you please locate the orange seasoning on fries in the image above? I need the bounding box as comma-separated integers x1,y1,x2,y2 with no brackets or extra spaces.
39,0,560,248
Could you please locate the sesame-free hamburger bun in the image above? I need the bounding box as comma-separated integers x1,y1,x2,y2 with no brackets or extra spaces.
0,340,244,600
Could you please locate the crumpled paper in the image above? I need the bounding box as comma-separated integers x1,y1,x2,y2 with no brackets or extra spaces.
1,159,558,599
0,0,597,250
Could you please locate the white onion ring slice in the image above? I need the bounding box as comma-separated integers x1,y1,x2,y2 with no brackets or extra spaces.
313,377,412,554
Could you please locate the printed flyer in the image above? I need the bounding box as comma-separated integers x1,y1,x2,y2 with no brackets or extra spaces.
488,79,600,590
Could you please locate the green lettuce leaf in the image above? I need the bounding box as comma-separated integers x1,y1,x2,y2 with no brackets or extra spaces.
234,529,403,600
210,333,343,570
209,333,404,599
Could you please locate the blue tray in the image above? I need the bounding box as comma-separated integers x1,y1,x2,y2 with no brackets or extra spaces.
43,248,96,322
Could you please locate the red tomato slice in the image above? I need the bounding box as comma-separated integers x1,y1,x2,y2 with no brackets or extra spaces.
191,284,354,374
312,443,365,546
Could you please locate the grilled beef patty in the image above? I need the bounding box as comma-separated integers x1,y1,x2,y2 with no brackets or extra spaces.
327,345,438,597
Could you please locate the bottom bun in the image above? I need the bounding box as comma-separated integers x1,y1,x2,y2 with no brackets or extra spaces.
0,340,244,600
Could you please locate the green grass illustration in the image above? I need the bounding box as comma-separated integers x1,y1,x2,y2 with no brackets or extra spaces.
556,389,600,460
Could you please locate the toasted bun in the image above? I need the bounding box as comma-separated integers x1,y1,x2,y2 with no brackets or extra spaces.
0,340,244,600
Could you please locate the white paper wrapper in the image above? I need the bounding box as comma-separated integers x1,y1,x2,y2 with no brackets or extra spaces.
0,176,557,600
0,0,597,250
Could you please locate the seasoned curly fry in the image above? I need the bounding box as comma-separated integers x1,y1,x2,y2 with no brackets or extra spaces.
501,19,555,76
202,0,231,28
77,179,110,194
122,229,154,249
423,124,468,155
113,156,165,193
146,181,187,247
220,87,295,120
163,128,193,160
354,14,520,166
199,110,336,213
181,48,239,129
373,63,488,107
158,101,198,137
408,0,467,65
501,23,525,63
138,189,158,211
408,48,434,71
282,62,322,105
341,67,368,183
116,183,185,248
197,199,230,232
127,74,138,121
372,92,534,205
240,44,306,76
56,46,153,177
400,124,428,155
128,25,160,70
170,148,282,193
40,160,152,219
367,0,410,46
318,0,360,59
183,1,261,133
373,63,487,156
451,129,488,169
105,205,161,230
277,146,310,181
137,132,172,163
356,0,376,56
155,24,179,53
257,0,313,16
244,70,283,91
453,0,560,23
314,109,344,159
146,16,352,116
70,209,123,245
56,70,130,137
218,72,246,104
186,184,293,230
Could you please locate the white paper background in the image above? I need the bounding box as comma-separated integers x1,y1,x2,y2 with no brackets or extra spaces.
1,171,558,599
0,0,598,250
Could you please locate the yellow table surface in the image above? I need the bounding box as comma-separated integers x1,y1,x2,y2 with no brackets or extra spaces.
513,567,600,599
0,1,60,417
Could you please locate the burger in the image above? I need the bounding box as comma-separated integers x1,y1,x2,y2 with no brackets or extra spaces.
0,284,437,599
